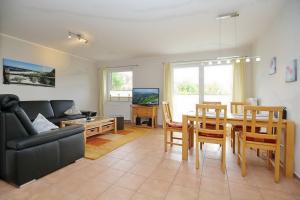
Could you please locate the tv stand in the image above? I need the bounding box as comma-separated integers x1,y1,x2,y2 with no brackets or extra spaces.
131,105,158,128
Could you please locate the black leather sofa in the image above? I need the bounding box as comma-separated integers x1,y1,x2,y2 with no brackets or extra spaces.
19,100,86,126
0,94,85,186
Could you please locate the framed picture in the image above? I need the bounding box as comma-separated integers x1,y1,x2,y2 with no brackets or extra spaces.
269,57,276,75
3,58,55,87
285,59,297,83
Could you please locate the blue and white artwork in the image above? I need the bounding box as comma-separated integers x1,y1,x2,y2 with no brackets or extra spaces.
3,58,55,87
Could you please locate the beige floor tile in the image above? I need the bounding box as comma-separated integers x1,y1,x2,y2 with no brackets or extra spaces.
115,173,147,191
199,177,230,195
173,172,201,189
198,189,231,200
111,160,136,172
96,186,134,200
138,179,171,198
74,179,111,199
93,168,125,184
229,182,264,200
129,164,157,177
149,167,177,182
260,189,296,200
165,184,198,200
131,192,164,200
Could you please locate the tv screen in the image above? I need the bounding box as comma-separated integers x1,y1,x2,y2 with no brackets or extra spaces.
132,88,159,105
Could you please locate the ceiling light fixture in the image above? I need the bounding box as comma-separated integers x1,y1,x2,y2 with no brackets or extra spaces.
68,31,88,44
255,57,261,62
245,57,251,62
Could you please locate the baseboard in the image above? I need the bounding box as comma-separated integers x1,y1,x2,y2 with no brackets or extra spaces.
294,172,300,179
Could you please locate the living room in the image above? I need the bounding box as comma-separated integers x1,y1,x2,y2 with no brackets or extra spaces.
0,0,300,200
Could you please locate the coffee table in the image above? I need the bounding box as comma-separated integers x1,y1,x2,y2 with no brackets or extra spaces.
61,116,117,144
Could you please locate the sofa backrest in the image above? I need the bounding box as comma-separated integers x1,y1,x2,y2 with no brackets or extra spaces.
50,100,74,118
19,101,55,121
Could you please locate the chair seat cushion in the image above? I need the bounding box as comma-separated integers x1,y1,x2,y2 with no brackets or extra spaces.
167,122,182,128
233,125,260,132
238,132,276,144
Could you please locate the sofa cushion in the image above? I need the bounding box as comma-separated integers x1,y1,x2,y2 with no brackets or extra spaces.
32,114,59,133
48,117,68,126
65,114,86,120
50,100,74,118
19,101,55,121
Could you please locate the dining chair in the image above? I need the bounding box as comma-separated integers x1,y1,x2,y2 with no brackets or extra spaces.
237,106,283,182
162,101,193,152
230,102,249,154
195,104,227,172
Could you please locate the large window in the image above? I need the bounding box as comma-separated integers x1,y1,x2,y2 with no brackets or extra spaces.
172,64,233,121
108,71,133,101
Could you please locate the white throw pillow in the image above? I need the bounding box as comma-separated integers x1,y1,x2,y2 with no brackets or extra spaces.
64,105,82,115
32,113,59,133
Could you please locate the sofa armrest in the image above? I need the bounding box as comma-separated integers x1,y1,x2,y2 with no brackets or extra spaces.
7,125,84,150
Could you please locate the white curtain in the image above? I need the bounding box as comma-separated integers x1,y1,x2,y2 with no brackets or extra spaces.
98,67,107,116
163,63,173,112
232,61,246,102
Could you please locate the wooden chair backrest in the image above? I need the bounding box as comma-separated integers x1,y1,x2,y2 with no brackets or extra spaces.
242,106,283,142
196,104,227,137
231,102,249,114
162,101,172,127
202,101,222,112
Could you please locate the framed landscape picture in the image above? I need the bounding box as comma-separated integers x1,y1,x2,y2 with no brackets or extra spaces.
285,59,297,83
269,57,276,75
3,58,55,87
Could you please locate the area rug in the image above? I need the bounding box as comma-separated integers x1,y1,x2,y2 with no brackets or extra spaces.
84,125,150,160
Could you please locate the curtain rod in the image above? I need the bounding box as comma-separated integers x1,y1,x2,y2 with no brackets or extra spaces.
105,64,139,69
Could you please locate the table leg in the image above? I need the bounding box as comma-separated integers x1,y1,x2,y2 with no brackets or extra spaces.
114,118,117,134
285,121,295,177
182,115,189,160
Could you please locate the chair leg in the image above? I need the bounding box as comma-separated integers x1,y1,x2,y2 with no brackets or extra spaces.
274,148,280,183
164,129,167,152
232,130,236,154
241,142,246,177
196,139,200,169
200,142,203,150
237,137,241,165
267,150,272,169
222,142,226,173
257,149,260,157
170,131,173,147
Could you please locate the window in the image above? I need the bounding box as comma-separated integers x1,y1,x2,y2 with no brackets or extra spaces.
108,71,133,101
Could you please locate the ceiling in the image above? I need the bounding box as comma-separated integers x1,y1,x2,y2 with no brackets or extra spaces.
0,0,285,61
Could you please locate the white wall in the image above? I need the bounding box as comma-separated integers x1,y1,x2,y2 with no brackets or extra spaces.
100,46,253,124
252,0,300,176
0,34,98,111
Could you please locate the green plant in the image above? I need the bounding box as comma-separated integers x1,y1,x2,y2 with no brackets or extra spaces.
176,81,199,95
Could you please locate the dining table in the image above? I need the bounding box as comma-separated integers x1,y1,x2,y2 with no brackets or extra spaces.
181,111,295,178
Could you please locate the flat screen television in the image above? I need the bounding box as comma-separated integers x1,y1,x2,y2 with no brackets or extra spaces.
132,88,159,106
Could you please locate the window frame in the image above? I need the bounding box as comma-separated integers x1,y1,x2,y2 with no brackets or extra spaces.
107,69,133,102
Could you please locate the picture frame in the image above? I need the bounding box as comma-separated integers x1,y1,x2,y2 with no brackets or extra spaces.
285,59,297,83
3,58,55,87
269,57,276,75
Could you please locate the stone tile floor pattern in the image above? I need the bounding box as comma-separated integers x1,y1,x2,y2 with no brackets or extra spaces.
0,128,299,200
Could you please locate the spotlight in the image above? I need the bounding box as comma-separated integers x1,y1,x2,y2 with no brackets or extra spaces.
226,60,231,64
245,58,251,63
208,61,213,65
255,57,261,62
217,60,221,64
236,59,241,63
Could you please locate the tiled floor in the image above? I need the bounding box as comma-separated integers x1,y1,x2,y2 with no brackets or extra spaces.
0,128,299,200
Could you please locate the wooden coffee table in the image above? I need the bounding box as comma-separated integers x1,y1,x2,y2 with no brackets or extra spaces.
61,116,117,144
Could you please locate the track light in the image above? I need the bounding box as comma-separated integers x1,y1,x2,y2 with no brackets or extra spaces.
226,60,231,64
236,59,241,63
245,58,251,63
255,57,261,62
67,31,88,44
217,60,221,64
208,61,213,65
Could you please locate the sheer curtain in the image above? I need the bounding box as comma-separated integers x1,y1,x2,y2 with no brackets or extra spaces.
163,63,173,112
98,67,107,116
232,61,246,102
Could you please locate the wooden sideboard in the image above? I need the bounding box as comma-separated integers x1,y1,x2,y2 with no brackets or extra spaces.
131,105,158,128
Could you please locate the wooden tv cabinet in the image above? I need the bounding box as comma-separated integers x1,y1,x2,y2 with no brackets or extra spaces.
131,105,158,128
